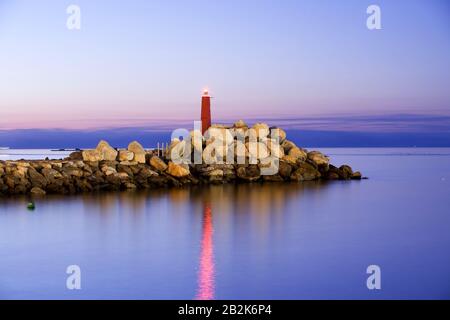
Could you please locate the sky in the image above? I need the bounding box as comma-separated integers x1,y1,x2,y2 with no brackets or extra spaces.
0,0,449,146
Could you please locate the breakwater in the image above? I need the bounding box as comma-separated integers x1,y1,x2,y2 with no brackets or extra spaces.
0,121,363,196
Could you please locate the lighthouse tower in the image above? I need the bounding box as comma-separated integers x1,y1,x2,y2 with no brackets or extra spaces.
201,89,211,134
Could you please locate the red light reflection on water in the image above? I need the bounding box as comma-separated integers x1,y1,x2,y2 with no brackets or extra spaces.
195,204,215,300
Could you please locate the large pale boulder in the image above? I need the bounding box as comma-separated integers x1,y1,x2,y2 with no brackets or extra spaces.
167,161,190,177
119,150,134,162
149,156,168,171
205,127,234,145
165,139,180,159
252,123,270,139
270,127,286,143
101,166,117,176
82,149,102,162
246,141,270,161
263,138,284,158
190,129,204,154
128,141,146,163
202,144,233,164
167,139,190,162
234,119,248,128
234,141,248,163
307,151,329,166
96,140,118,161
233,127,248,141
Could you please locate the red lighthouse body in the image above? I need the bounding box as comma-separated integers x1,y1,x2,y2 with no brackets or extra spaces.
201,90,211,134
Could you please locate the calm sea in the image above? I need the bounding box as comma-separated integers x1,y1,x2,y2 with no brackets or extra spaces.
0,148,450,299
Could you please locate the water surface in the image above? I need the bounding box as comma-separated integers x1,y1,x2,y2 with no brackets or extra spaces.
1,148,450,299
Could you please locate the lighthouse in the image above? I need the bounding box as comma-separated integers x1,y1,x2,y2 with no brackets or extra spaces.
201,89,211,134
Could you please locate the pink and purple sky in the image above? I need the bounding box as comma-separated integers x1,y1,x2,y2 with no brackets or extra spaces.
0,0,449,146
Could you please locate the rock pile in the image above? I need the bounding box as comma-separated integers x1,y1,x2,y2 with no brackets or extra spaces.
0,121,363,196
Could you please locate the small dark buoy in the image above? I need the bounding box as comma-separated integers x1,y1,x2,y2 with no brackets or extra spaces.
27,202,35,210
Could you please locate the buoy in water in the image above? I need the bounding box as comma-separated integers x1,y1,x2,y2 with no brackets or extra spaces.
27,202,35,210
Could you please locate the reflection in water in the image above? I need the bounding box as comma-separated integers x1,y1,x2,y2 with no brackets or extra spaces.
0,181,331,300
3,151,450,299
195,203,215,300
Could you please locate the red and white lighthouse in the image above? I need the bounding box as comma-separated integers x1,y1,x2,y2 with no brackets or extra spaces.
201,89,211,134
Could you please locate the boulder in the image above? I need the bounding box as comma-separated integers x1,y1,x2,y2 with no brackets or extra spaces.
205,127,234,145
288,147,307,161
138,167,159,179
149,156,168,171
202,169,224,183
51,162,63,169
281,155,298,166
62,167,84,177
233,142,248,164
128,141,146,163
101,166,117,176
252,123,270,139
233,126,248,142
125,183,137,189
246,142,270,161
167,161,190,178
117,164,134,176
327,172,340,180
351,171,362,180
338,165,353,179
236,165,260,182
234,119,248,128
264,138,284,158
278,161,292,178
28,167,47,188
14,165,28,178
119,150,134,162
307,151,329,166
281,140,297,154
68,151,83,160
270,127,286,143
30,187,46,196
41,168,63,181
167,140,190,162
119,161,138,166
202,143,233,164
96,140,118,161
290,162,321,181
190,129,204,155
82,149,102,162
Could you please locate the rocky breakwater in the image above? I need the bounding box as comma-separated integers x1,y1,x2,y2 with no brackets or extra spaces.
0,121,364,196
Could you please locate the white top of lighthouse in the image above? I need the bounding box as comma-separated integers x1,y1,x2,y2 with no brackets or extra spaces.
203,89,209,96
